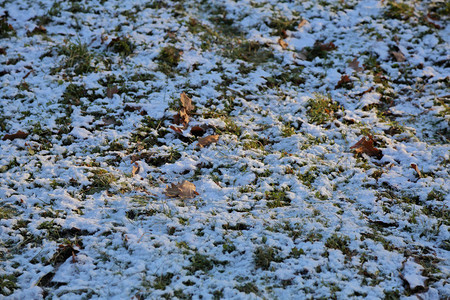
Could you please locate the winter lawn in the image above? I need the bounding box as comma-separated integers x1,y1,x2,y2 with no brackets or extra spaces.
0,0,449,299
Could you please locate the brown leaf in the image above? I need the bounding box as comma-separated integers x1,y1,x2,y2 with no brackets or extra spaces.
298,19,308,29
278,38,288,50
350,136,383,159
180,92,194,113
169,125,183,134
348,58,363,72
391,51,406,62
319,42,337,51
164,180,198,199
132,162,140,176
410,163,422,178
107,85,119,98
198,135,219,148
190,125,205,137
335,75,353,89
2,130,29,141
173,108,190,128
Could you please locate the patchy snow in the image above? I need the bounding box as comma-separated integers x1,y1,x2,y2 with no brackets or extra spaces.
0,0,449,299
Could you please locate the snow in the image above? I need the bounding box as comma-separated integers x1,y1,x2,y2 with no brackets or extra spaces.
0,0,449,299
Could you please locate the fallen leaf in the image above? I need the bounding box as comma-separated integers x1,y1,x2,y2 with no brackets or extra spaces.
350,136,383,159
335,74,353,89
2,130,29,141
164,180,198,199
107,85,119,98
190,125,205,137
410,163,422,178
132,162,140,176
391,51,406,62
102,117,118,126
278,38,288,50
198,135,219,148
27,25,46,36
180,92,194,112
169,125,183,134
319,41,337,51
297,19,308,29
348,57,363,72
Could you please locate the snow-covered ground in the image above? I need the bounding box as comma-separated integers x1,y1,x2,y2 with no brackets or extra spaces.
0,0,449,299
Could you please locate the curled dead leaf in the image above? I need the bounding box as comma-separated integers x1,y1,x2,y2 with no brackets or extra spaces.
391,51,406,62
278,38,288,50
297,19,308,29
164,180,198,199
169,125,183,134
350,136,383,159
190,125,205,137
335,75,352,89
180,92,194,112
132,162,140,177
348,57,363,72
2,130,29,141
410,163,422,178
198,135,219,148
107,85,119,98
174,108,190,128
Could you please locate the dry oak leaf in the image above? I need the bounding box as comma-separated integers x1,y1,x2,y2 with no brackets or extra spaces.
132,162,140,177
198,135,219,148
190,125,205,137
164,180,199,199
348,57,363,72
174,108,190,128
169,125,183,134
350,136,383,159
2,130,29,141
106,85,119,98
278,38,288,50
180,92,194,112
391,51,406,62
298,19,308,29
410,163,422,178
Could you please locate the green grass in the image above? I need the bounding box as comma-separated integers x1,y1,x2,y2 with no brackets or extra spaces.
266,188,291,208
55,40,95,75
108,36,136,57
306,94,340,125
253,246,281,270
157,46,182,75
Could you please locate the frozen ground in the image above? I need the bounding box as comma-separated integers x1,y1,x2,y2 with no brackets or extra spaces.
0,0,449,299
